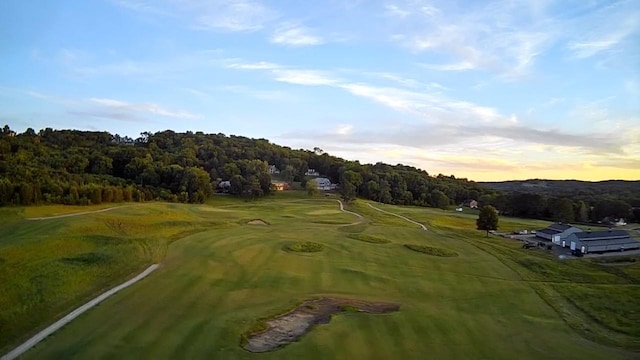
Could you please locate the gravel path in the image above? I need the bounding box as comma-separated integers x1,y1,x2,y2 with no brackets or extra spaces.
336,200,365,226
26,205,141,221
337,200,364,219
1,264,159,360
366,203,428,231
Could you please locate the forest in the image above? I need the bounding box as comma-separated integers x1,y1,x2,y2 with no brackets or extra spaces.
1,125,638,223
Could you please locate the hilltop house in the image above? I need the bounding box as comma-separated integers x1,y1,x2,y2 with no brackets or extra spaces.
268,165,280,175
614,218,627,226
314,177,336,191
463,199,478,209
566,230,639,254
536,223,582,246
217,180,231,193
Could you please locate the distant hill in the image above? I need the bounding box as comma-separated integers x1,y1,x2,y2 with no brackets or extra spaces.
479,179,640,197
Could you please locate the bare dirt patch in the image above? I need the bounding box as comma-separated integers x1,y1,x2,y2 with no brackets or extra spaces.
241,297,400,353
247,219,269,226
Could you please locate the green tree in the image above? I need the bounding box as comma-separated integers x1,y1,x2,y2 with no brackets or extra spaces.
340,170,362,203
280,165,295,183
229,175,244,195
431,189,449,210
306,179,319,197
181,167,213,203
574,200,589,223
550,198,574,222
476,205,499,237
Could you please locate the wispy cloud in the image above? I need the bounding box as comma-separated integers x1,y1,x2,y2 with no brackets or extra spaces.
565,2,640,60
111,0,277,32
228,60,512,125
335,124,353,135
190,0,278,32
109,0,170,16
386,2,552,80
88,98,200,119
62,50,223,79
219,85,286,101
384,4,411,18
420,61,475,72
226,61,281,70
227,59,632,156
270,23,324,46
271,69,340,86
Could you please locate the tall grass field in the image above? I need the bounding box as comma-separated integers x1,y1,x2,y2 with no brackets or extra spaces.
0,192,638,359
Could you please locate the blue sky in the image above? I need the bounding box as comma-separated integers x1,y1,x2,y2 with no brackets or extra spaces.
1,0,638,181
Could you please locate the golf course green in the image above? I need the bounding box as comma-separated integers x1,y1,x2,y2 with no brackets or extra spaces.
1,192,638,359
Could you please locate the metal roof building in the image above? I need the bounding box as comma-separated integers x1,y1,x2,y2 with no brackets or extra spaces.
536,223,582,245
566,230,639,254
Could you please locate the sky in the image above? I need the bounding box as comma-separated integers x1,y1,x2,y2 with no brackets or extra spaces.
1,0,639,181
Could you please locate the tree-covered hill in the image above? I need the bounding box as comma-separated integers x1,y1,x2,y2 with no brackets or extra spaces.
0,125,483,207
480,179,640,199
1,125,638,224
479,179,640,224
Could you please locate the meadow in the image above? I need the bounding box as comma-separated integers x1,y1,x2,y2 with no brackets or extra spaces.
0,192,638,359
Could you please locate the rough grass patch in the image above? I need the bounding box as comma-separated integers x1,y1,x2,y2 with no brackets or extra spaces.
307,209,342,215
284,241,324,253
339,305,359,312
403,244,458,257
338,223,367,233
347,234,391,244
593,256,638,265
61,252,112,265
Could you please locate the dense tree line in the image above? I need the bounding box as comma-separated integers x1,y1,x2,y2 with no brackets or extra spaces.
478,191,639,224
0,125,638,223
0,125,484,208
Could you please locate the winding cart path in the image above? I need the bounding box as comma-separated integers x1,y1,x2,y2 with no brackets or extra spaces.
1,264,159,360
367,203,428,231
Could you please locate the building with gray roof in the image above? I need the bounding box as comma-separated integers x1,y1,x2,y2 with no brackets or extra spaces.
536,223,582,246
565,230,639,254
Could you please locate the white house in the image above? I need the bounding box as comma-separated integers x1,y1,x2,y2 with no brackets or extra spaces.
314,177,336,191
217,180,231,193
268,165,280,174
615,218,627,226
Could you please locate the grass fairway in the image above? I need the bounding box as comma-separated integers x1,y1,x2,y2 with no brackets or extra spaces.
1,195,638,359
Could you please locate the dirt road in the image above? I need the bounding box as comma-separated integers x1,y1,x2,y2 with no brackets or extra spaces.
1,264,159,360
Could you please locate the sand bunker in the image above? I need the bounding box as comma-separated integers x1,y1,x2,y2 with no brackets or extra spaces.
241,297,400,353
247,219,269,225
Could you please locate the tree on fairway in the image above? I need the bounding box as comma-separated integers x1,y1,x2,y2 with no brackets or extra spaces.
477,205,499,237
306,179,319,197
340,170,362,203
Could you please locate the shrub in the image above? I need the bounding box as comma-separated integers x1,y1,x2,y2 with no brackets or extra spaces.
340,305,359,312
347,234,391,244
403,244,458,257
61,252,112,265
284,241,324,253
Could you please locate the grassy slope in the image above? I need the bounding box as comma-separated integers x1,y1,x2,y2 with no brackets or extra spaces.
1,195,637,359
376,203,640,350
0,202,237,353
